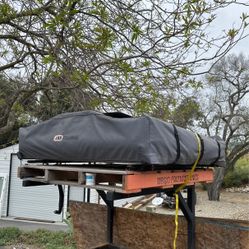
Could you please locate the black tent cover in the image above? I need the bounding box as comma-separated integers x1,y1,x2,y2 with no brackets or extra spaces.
18,111,226,167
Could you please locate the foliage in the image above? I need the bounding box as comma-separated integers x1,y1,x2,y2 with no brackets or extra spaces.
0,0,248,146
223,157,249,188
201,54,249,165
151,96,203,128
0,227,21,246
0,74,35,147
170,97,203,128
0,228,76,249
199,54,249,200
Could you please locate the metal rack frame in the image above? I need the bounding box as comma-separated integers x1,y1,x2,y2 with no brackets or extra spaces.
97,185,196,249
19,164,212,249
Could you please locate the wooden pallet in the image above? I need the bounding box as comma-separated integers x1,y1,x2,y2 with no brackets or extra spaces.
18,164,214,193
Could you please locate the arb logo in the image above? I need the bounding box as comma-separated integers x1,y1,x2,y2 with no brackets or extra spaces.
53,135,63,142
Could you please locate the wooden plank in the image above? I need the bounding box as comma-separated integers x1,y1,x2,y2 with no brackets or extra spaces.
44,169,49,181
21,177,48,183
22,164,131,175
78,172,85,185
20,177,128,193
123,169,213,192
126,195,156,210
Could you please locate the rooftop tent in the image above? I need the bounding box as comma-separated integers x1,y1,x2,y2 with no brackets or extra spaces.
18,111,225,168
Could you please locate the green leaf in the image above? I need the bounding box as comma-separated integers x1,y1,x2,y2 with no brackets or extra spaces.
94,26,115,50
70,70,89,85
228,29,237,39
81,71,89,82
12,102,24,114
0,3,13,15
90,2,109,21
142,60,151,67
42,55,55,64
131,24,142,42
0,98,6,106
184,39,190,48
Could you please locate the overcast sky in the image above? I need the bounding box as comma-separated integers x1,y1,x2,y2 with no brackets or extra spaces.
213,3,249,55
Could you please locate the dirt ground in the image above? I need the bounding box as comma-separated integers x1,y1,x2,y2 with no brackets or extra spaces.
149,188,249,221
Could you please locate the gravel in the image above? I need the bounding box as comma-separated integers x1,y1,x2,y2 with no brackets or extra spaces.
145,188,249,221
195,190,249,220
225,185,249,193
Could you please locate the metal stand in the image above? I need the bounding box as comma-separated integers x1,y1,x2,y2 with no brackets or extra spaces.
97,185,196,249
178,186,196,249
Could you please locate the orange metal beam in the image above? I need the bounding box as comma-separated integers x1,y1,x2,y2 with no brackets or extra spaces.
124,169,213,192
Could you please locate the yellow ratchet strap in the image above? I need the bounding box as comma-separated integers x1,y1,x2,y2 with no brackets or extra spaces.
173,133,201,249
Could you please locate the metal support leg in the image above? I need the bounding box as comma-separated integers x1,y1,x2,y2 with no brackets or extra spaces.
97,190,115,244
83,187,86,202
106,199,114,244
178,185,196,249
54,185,64,214
87,188,91,203
187,186,196,249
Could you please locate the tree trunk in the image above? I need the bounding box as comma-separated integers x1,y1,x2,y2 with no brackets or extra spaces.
208,167,226,201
